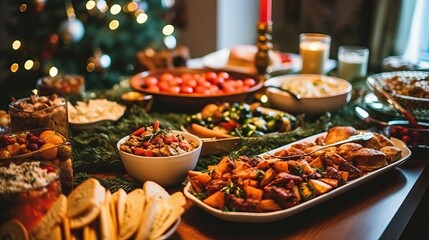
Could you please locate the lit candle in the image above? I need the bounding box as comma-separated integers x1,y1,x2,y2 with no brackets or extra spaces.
299,33,331,74
259,0,272,23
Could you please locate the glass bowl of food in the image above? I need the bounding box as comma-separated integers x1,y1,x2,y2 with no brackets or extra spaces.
0,161,61,231
366,71,429,120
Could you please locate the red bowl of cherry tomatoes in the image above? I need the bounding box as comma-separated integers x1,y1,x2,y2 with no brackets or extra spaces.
129,68,262,112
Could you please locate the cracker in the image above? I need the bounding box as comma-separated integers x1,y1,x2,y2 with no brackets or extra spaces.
70,206,101,229
31,194,67,239
62,217,71,240
134,197,159,240
67,178,106,218
83,222,98,240
148,200,173,239
119,189,146,240
99,190,116,240
151,192,186,239
112,188,127,234
0,219,29,240
143,181,169,201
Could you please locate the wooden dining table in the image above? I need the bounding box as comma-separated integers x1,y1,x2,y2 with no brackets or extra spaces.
167,148,429,240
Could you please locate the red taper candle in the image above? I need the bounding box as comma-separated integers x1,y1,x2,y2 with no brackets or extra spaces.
259,0,272,23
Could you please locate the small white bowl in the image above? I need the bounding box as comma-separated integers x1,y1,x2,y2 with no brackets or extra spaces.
117,131,202,187
265,74,352,115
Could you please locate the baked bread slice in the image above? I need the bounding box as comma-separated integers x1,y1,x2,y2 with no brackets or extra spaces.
119,189,146,240
143,181,170,201
111,188,127,235
70,205,102,229
134,197,160,240
67,178,106,218
150,192,186,239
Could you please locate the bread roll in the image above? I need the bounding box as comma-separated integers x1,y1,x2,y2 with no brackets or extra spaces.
324,126,358,144
335,143,363,162
380,146,402,164
360,132,394,150
353,148,388,171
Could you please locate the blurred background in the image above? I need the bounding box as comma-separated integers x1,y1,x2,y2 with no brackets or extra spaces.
0,0,427,108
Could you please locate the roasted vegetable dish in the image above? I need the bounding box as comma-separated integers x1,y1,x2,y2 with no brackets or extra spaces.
187,126,402,213
184,102,295,138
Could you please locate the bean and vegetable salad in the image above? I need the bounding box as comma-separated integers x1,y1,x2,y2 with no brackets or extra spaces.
119,120,199,157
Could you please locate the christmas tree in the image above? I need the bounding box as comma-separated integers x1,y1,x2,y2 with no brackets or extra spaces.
0,0,185,108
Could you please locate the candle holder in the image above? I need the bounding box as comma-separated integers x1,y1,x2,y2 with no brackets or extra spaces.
255,21,273,78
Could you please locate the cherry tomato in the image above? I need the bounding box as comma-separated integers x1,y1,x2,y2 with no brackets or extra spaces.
195,86,210,94
133,147,145,156
153,120,160,131
218,71,230,79
183,78,197,88
160,73,174,82
144,76,158,86
169,86,181,94
146,85,160,92
133,127,145,136
244,78,256,87
180,86,194,94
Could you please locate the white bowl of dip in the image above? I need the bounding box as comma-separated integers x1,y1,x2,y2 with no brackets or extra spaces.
265,74,352,115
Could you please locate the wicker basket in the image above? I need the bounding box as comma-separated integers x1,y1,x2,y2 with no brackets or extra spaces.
366,71,429,120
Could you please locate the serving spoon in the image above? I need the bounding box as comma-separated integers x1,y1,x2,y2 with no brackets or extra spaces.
265,85,302,101
267,132,374,160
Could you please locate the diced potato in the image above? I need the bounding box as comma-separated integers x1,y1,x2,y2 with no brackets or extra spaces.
272,161,289,173
309,156,324,169
338,171,349,181
232,168,258,180
203,191,225,210
244,185,263,201
308,179,333,195
319,178,339,188
189,172,211,186
260,168,277,187
260,199,282,211
298,182,315,201
242,179,259,188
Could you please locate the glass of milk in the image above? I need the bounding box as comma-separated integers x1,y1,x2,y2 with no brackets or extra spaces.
299,33,331,74
338,46,369,81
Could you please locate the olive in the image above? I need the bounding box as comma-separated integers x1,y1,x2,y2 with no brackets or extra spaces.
27,143,39,151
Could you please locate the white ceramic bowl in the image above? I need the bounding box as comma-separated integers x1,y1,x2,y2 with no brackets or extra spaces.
117,130,202,187
265,74,352,115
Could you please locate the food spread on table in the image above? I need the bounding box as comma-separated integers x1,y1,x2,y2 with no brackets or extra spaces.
0,56,427,236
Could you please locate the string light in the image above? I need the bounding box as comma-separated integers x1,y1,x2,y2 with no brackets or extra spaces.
87,62,95,72
24,60,34,70
110,4,121,15
162,24,174,35
86,0,96,10
126,1,138,12
19,4,27,12
96,0,108,13
49,67,58,77
10,63,19,73
109,20,119,30
136,12,148,24
12,40,21,50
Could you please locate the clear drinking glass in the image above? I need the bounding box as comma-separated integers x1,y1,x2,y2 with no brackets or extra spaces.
338,45,369,81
